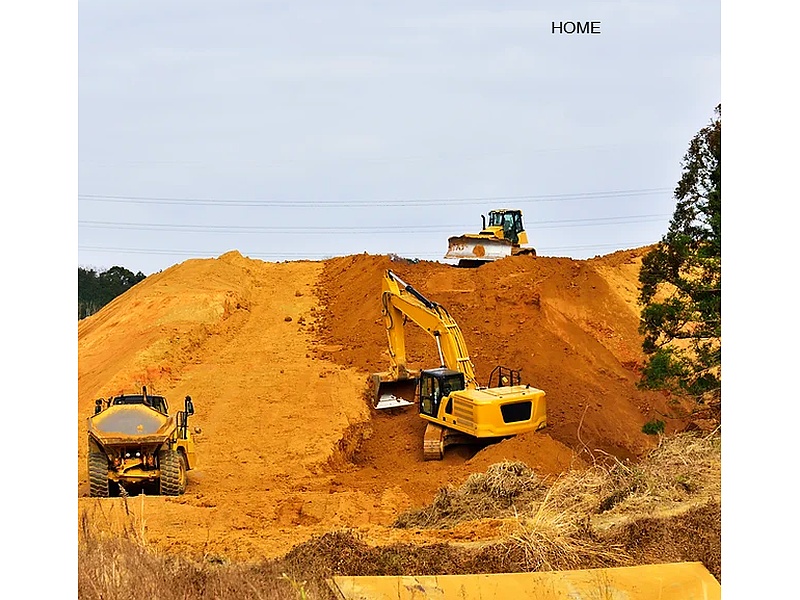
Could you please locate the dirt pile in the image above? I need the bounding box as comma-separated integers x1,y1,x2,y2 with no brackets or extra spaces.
314,250,688,462
78,247,692,560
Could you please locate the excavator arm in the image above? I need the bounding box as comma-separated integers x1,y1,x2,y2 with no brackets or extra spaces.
381,270,477,385
372,270,477,409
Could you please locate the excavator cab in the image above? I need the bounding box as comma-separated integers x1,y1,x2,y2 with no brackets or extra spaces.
419,368,465,418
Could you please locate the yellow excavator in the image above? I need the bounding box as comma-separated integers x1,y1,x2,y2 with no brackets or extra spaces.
371,270,546,459
445,209,536,267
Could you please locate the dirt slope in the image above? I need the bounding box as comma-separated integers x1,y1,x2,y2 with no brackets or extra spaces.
315,250,684,461
78,248,688,560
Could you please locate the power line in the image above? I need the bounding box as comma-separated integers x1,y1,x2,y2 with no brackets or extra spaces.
78,240,658,260
78,213,670,234
78,187,672,208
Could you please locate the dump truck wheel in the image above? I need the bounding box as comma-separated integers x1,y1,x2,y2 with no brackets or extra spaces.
158,448,185,496
88,451,110,498
178,453,188,494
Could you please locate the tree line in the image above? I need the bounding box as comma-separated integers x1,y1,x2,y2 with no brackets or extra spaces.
638,105,721,415
78,266,147,319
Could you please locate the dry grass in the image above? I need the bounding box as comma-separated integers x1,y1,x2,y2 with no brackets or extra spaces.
393,461,547,528
394,430,720,531
585,430,721,521
78,509,531,600
78,500,303,600
391,431,721,578
78,432,721,598
505,488,631,572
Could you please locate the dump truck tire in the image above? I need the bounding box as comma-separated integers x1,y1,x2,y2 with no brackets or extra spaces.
178,453,187,494
159,448,186,496
88,451,110,498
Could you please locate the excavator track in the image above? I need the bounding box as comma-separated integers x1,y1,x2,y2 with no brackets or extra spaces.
423,422,475,460
423,423,446,461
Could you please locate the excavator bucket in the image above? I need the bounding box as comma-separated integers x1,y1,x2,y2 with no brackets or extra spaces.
371,372,417,410
445,235,514,263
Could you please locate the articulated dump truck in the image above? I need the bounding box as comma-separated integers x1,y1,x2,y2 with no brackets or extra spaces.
87,387,196,497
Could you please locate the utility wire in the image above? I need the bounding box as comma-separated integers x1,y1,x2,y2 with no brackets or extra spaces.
78,213,670,234
79,240,657,259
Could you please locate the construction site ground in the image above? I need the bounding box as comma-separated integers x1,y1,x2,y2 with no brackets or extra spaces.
77,248,703,561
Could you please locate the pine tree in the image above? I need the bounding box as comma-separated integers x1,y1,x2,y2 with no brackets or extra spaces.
638,105,721,405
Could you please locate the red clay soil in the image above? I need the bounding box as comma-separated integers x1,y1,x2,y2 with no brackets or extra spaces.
77,248,691,561
314,251,686,461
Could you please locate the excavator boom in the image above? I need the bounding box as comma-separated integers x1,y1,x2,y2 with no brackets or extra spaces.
373,270,477,409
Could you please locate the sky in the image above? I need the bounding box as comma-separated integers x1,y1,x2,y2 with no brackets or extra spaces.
78,0,721,275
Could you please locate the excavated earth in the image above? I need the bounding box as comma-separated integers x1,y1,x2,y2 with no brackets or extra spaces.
77,248,694,560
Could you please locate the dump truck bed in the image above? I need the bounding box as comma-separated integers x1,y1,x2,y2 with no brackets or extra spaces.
88,404,176,446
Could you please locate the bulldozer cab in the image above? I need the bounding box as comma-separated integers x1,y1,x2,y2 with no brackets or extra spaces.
419,368,465,418
487,210,525,244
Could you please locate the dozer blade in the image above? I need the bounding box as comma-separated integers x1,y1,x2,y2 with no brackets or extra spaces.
445,235,514,262
371,372,417,410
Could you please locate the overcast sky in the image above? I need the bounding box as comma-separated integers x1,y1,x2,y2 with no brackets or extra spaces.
78,1,720,275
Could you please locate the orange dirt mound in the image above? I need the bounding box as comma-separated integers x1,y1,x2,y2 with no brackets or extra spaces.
315,251,686,461
77,248,689,560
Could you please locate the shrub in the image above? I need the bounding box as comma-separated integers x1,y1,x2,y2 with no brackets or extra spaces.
642,419,665,435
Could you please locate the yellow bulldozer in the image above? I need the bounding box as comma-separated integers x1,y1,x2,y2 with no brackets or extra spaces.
445,208,536,267
371,270,546,459
87,386,197,497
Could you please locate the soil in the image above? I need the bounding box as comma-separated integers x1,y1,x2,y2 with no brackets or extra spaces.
77,248,694,560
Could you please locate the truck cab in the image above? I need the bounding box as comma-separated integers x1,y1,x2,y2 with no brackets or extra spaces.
109,393,169,415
